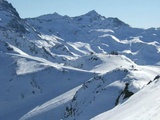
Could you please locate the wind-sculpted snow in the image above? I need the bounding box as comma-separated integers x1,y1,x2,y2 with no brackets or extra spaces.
0,1,160,120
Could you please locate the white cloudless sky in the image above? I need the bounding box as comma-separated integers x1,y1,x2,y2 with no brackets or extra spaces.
7,0,160,28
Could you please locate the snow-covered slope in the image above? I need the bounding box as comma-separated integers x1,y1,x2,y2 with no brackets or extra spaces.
26,11,160,65
0,1,160,120
0,44,95,120
62,56,160,120
92,76,160,120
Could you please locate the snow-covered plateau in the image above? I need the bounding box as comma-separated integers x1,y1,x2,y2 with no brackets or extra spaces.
0,0,160,120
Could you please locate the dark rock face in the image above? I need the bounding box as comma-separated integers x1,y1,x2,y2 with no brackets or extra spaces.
0,0,20,18
0,0,26,33
147,75,160,85
7,18,26,33
115,83,134,105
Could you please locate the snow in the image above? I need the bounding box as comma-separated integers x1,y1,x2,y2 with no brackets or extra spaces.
89,29,114,33
20,86,81,120
16,58,47,75
62,64,160,120
0,1,160,120
92,78,160,120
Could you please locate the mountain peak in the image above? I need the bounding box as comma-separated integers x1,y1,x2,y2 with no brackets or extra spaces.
0,0,20,18
85,10,99,16
73,10,106,23
0,0,27,33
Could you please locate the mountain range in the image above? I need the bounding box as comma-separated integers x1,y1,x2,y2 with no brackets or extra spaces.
0,0,160,120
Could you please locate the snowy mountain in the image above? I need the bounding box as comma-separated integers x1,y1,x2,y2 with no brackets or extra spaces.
0,1,160,120
92,76,160,120
0,0,26,33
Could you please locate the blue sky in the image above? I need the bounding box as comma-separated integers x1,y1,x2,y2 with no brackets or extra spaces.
7,0,160,28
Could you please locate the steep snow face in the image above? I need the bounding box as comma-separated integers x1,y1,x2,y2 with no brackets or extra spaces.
63,69,131,120
92,76,160,120
19,86,82,120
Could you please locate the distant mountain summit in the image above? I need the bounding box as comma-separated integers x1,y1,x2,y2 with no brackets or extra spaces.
72,10,129,28
25,10,131,42
85,10,99,16
82,10,105,20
